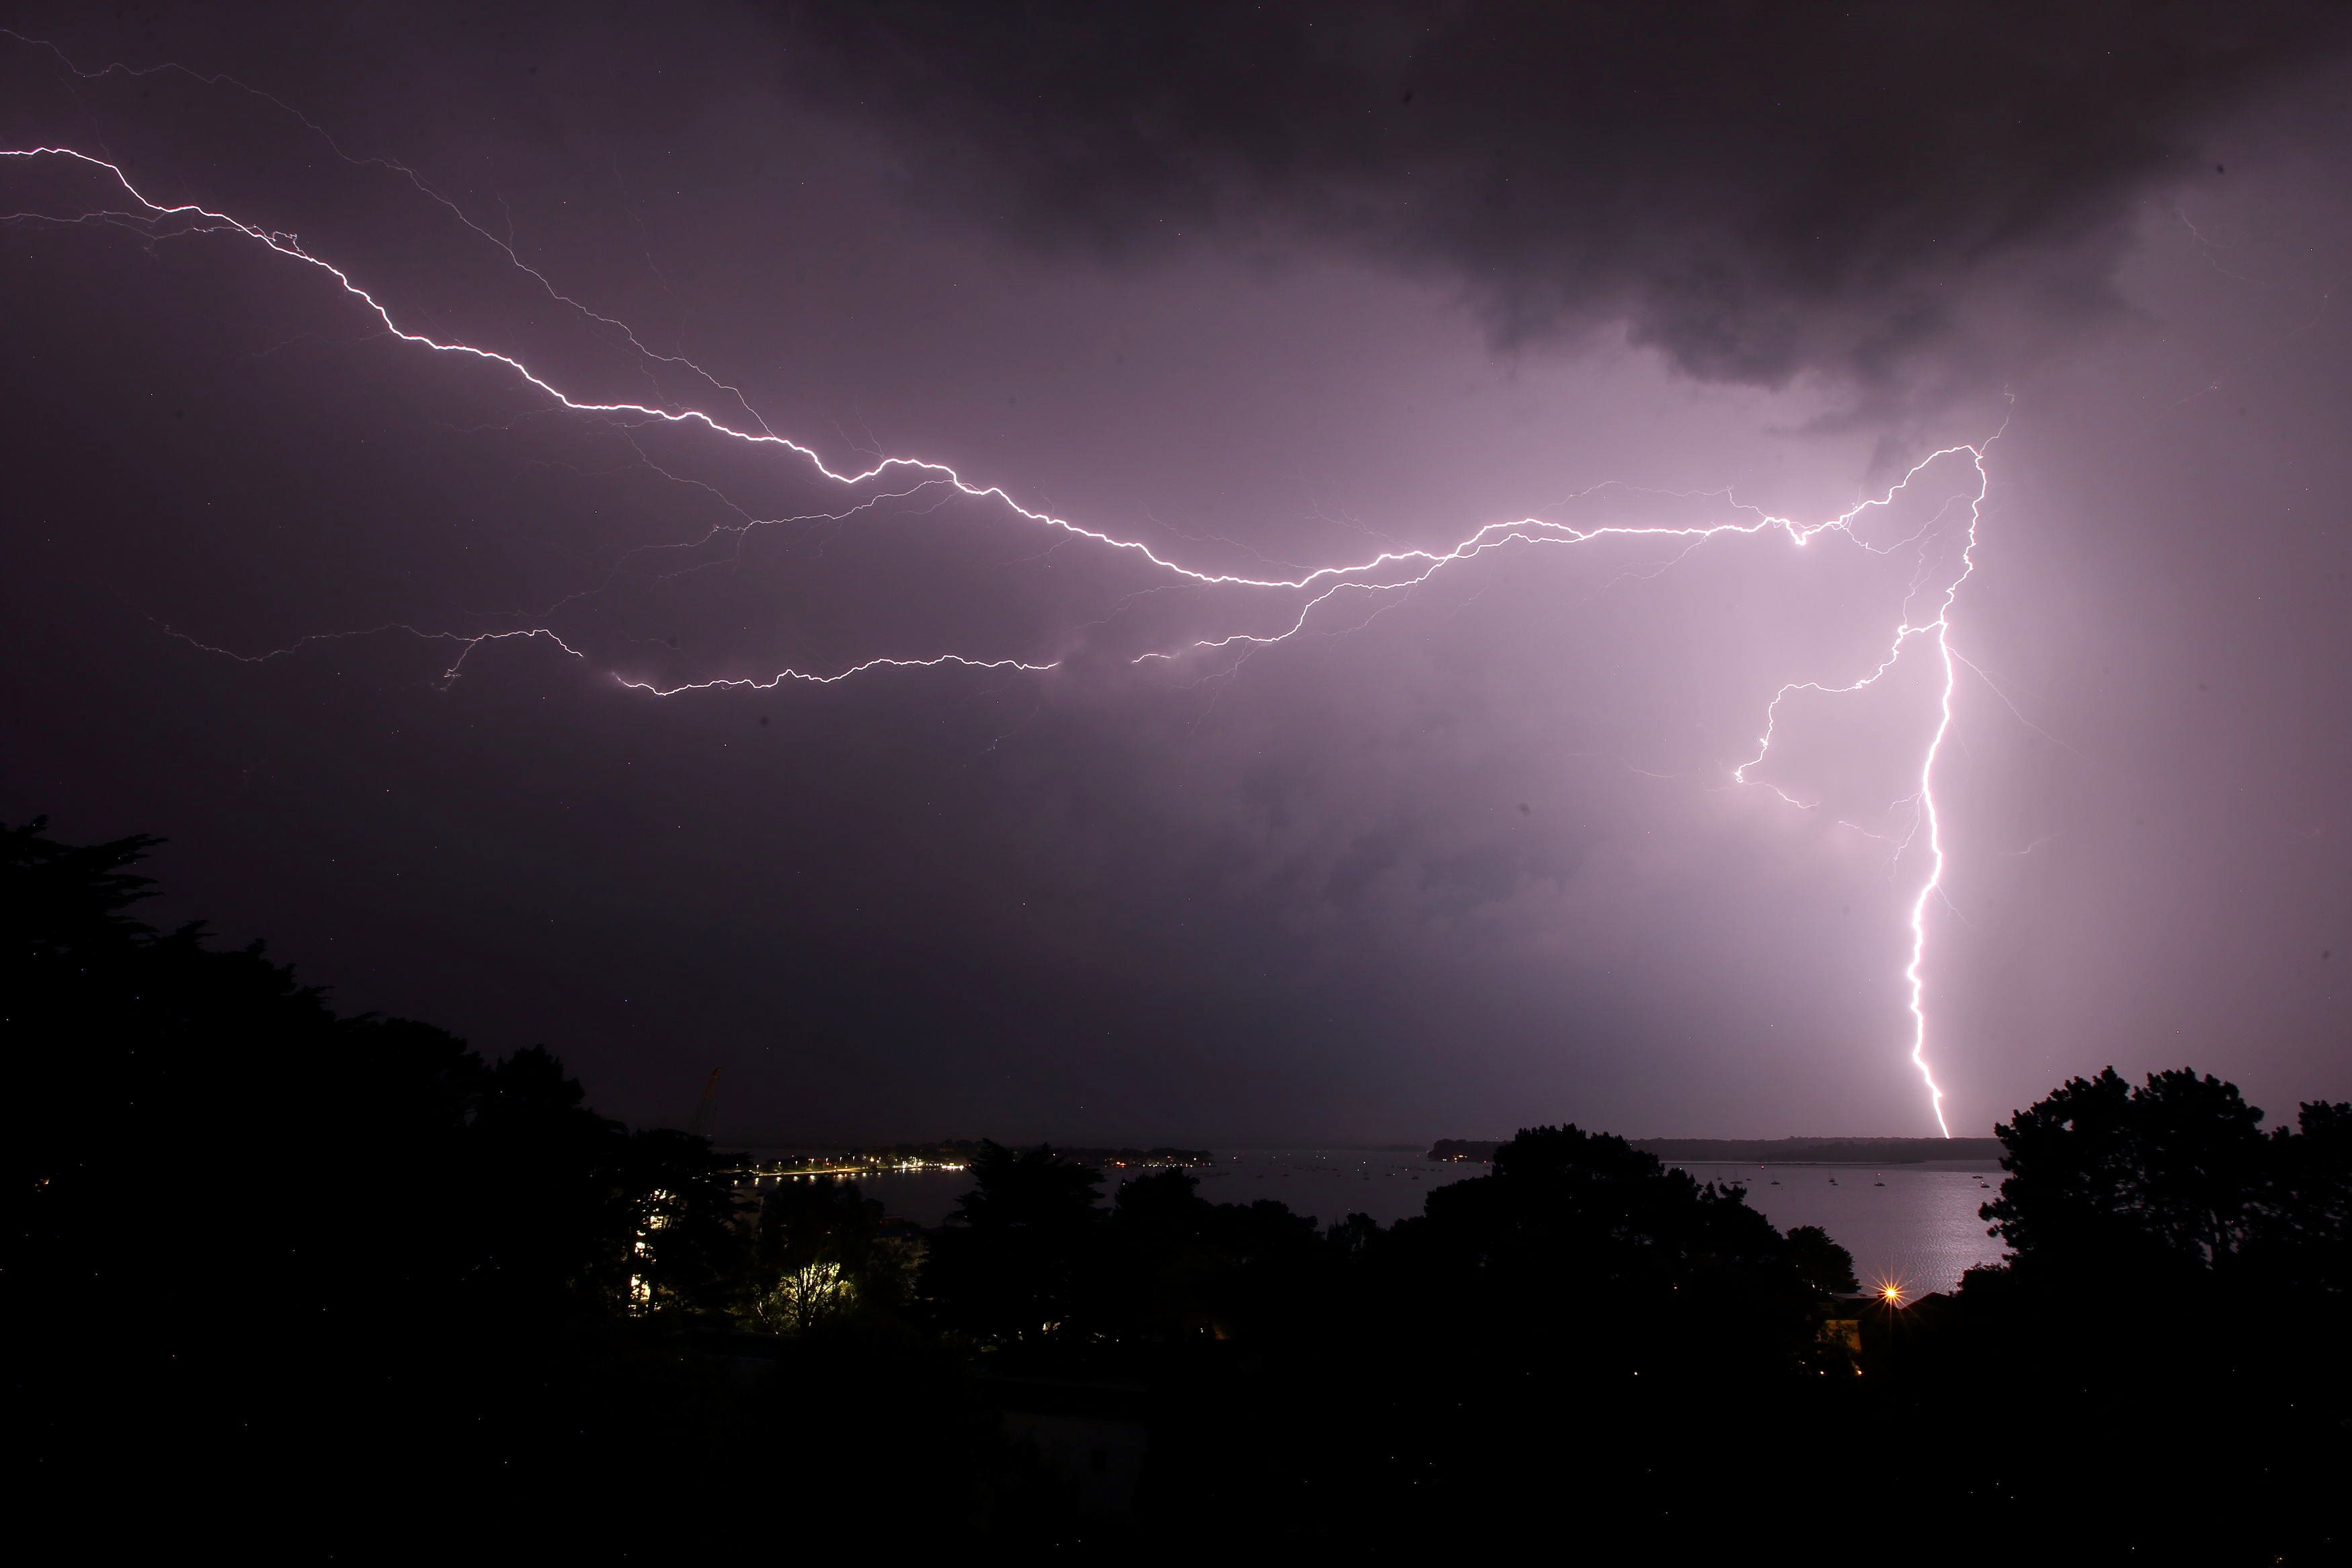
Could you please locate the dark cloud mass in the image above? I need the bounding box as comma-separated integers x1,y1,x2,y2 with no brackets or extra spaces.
3,3,2351,1148
786,1,2345,403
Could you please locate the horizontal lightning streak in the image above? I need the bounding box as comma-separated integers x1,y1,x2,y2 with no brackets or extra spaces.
616,653,1059,697
3,134,2001,1134
0,146,1974,597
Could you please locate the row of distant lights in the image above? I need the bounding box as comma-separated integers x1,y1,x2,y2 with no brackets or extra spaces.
730,1153,1920,1307
736,1159,972,1186
727,1161,1920,1307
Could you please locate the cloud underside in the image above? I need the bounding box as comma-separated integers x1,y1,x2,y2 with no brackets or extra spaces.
784,1,2345,407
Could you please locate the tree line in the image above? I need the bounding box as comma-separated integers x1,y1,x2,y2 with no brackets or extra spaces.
8,818,2347,1559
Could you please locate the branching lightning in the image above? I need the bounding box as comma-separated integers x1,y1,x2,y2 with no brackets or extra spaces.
3,89,2005,1134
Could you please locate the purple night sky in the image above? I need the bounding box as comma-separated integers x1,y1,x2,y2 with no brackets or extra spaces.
4,3,2349,1144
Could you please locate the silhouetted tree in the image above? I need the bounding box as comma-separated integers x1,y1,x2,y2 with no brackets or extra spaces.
619,1126,751,1316
1981,1066,2275,1284
35,813,2352,1556
1324,1211,1381,1261
922,1141,1104,1346
4,819,732,1337
1381,1124,1838,1385
1092,1169,1327,1347
2258,1099,2352,1295
1783,1223,1860,1296
0,819,1066,1551
1935,1066,2352,1565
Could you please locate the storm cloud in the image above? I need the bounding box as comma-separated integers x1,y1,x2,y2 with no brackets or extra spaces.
783,1,2347,407
5,5,2351,1145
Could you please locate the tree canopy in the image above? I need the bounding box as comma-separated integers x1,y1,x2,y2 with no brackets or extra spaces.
1980,1065,2352,1294
15,815,2352,1557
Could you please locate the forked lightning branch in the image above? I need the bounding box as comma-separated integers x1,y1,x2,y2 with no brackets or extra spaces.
3,130,1997,1136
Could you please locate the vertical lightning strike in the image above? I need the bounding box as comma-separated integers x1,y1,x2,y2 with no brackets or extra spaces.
3,117,2006,1134
1900,442,1994,1142
1731,440,1994,1137
1907,636,1961,1140
1900,442,1991,1141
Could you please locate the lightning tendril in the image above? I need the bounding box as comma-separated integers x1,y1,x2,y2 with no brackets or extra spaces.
3,104,2000,1134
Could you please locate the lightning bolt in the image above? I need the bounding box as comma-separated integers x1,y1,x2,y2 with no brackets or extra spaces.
3,101,2004,1134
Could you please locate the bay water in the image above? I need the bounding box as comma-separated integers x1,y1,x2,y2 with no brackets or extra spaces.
785,1147,2007,1292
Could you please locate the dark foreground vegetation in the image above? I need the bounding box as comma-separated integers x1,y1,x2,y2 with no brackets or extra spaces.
9,820,2349,1560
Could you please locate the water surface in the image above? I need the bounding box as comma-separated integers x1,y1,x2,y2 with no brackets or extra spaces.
760,1148,2008,1292
1670,1160,2006,1292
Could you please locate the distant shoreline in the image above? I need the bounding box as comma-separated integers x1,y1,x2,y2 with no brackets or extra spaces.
1428,1136,2005,1165
1674,1157,1999,1165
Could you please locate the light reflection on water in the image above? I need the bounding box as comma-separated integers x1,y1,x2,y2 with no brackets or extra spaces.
1669,1161,2009,1292
778,1149,2009,1293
